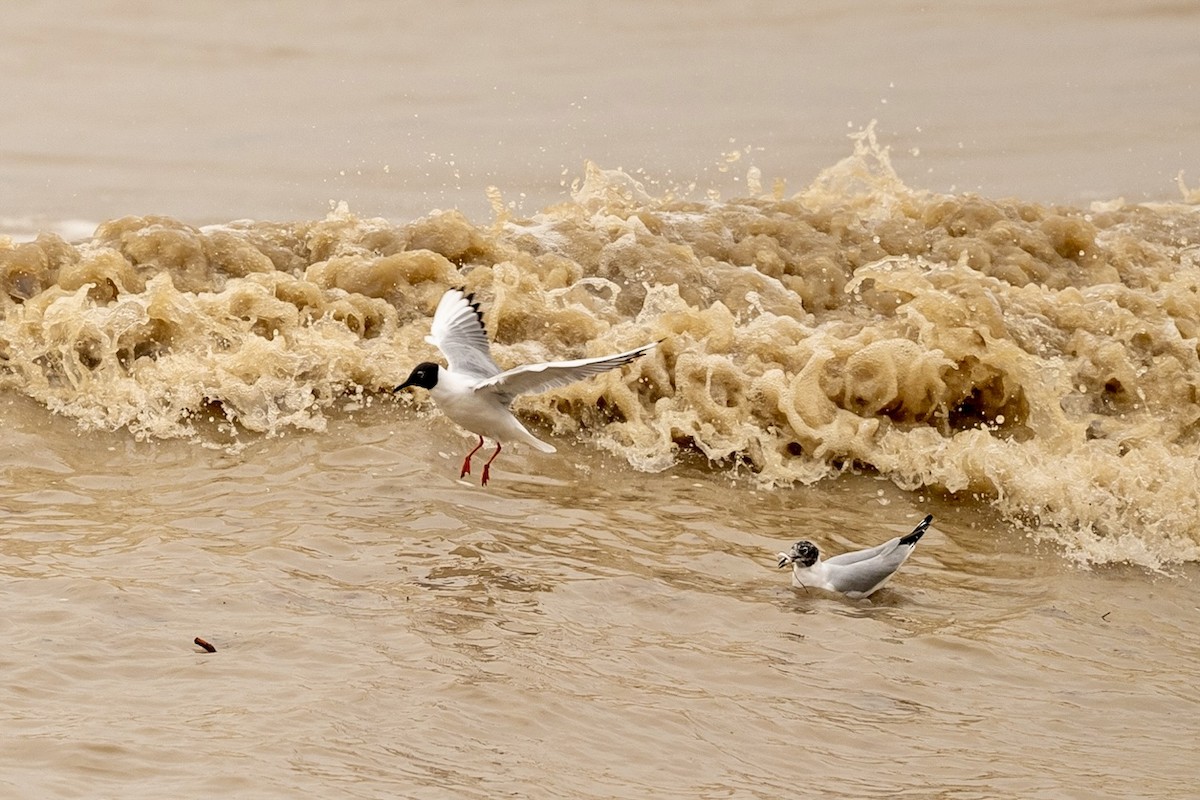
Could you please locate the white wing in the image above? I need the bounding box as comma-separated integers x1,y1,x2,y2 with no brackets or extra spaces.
425,289,502,379
477,342,657,401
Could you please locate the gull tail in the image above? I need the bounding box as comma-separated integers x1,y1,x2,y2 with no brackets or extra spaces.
510,422,557,454
899,514,934,546
528,438,557,454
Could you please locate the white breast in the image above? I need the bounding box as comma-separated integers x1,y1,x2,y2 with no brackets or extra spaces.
431,373,554,452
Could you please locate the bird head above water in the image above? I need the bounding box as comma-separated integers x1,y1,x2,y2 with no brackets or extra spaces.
777,540,820,569
395,362,441,392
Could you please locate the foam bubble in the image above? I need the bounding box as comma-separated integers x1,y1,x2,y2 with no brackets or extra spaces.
3,138,1199,566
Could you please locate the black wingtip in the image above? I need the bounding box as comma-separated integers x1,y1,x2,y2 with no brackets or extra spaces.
899,514,933,546
452,287,488,336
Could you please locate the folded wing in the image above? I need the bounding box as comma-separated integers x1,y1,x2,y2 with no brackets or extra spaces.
826,516,931,567
826,556,909,597
824,536,903,566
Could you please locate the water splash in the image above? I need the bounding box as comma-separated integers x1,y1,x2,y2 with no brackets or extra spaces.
3,134,1199,566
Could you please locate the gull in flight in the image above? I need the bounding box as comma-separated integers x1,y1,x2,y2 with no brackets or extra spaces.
395,288,657,485
776,515,933,598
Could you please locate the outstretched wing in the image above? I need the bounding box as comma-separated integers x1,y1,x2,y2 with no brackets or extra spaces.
425,289,502,379
478,341,657,400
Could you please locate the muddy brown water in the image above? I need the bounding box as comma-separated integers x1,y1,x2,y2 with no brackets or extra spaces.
3,3,1199,798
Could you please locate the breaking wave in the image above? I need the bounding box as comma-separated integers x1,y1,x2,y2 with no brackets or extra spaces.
3,129,1199,566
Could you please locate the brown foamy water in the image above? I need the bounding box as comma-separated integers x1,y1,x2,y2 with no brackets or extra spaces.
3,3,1200,798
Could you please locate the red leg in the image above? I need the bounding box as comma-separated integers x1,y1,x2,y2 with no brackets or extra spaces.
480,442,503,486
460,436,485,478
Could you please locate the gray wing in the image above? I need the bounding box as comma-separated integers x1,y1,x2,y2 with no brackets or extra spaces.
425,289,502,379
824,552,911,595
477,341,657,400
825,536,903,566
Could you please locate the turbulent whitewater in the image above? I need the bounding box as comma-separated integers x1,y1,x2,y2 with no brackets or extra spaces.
2,132,1199,566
